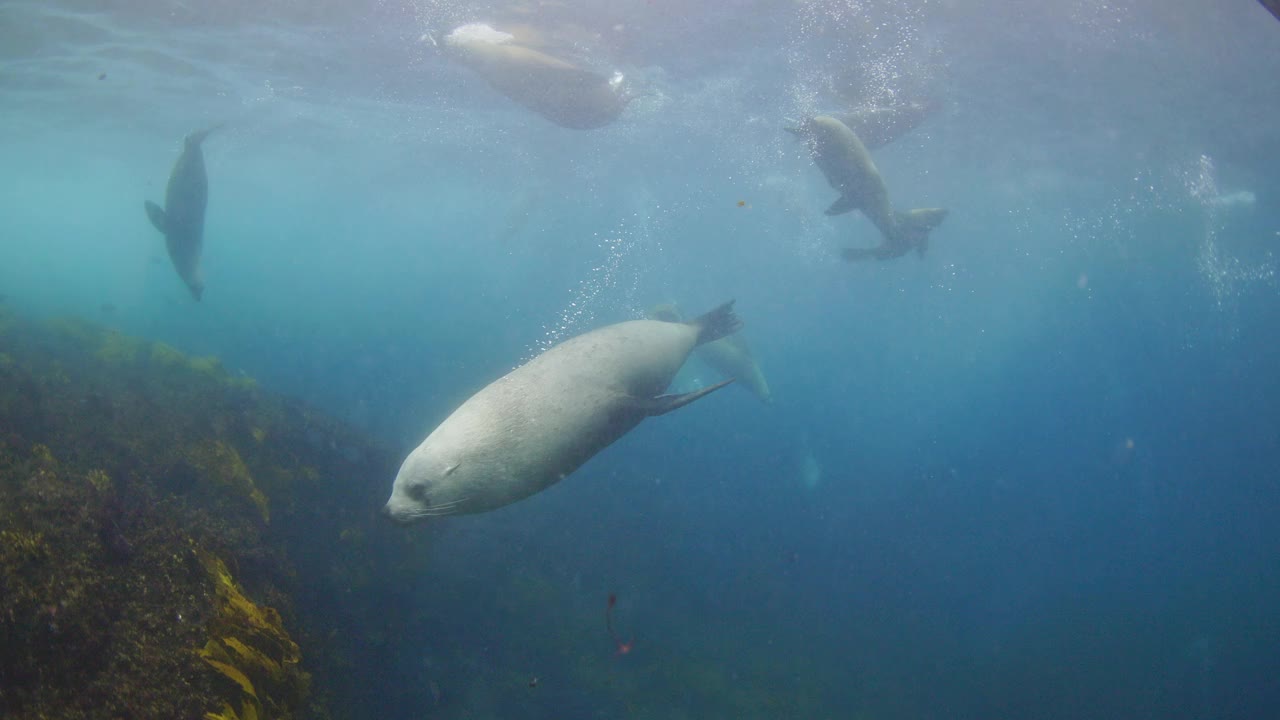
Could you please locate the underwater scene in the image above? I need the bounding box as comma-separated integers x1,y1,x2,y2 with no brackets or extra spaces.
2,0,1280,718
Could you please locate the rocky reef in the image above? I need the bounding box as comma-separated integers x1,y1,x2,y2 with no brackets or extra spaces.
0,304,421,719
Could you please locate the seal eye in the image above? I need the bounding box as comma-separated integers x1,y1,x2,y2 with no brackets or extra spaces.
408,484,429,503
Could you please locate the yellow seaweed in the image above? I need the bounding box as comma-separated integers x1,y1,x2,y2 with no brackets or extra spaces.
222,635,285,683
94,329,143,366
86,468,112,493
202,657,259,700
204,701,241,720
185,440,270,523
195,550,309,720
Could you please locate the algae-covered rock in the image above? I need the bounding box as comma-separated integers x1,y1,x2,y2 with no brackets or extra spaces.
0,310,405,720
186,440,271,523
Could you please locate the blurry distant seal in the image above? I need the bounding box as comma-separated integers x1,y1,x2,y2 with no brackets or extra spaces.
144,125,219,300
830,99,939,150
697,333,771,403
442,23,629,130
787,99,939,151
795,115,947,261
648,303,771,404
382,302,741,521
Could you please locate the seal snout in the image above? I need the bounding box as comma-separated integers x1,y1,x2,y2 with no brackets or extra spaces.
380,502,422,525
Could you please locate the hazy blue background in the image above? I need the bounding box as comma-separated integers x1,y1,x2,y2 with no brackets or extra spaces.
2,0,1279,718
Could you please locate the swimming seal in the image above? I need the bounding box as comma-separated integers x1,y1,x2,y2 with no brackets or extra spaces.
648,303,771,404
382,301,741,521
443,23,629,130
795,115,947,261
786,99,939,151
829,99,938,150
144,125,219,300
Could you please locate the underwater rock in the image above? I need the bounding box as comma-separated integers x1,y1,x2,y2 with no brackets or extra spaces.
0,309,408,719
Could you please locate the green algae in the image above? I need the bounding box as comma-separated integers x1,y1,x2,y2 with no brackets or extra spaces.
93,329,144,366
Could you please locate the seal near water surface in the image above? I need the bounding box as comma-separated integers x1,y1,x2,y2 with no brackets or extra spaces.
442,23,630,130
382,301,742,521
795,115,947,261
144,125,219,300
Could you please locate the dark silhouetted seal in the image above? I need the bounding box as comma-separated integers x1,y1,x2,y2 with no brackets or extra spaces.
144,126,219,300
795,115,947,261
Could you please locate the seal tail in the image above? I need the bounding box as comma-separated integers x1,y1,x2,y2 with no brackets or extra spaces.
688,300,741,347
892,207,949,258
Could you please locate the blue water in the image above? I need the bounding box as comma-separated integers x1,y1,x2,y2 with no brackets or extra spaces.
4,0,1280,718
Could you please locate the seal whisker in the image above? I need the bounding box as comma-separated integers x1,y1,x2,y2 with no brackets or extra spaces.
425,498,468,511
405,498,471,518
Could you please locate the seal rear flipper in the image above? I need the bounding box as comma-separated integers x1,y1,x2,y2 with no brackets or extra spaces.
893,207,948,257
144,201,168,234
689,300,742,346
825,195,860,216
639,379,734,417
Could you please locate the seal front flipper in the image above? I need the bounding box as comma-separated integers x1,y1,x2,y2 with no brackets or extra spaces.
638,379,734,417
144,201,168,234
826,194,860,216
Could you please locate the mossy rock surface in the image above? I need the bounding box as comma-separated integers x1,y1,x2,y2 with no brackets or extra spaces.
0,312,409,719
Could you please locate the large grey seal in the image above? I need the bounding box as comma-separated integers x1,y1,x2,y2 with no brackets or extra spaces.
795,115,947,261
382,302,741,521
647,303,771,404
144,126,219,300
443,23,630,130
